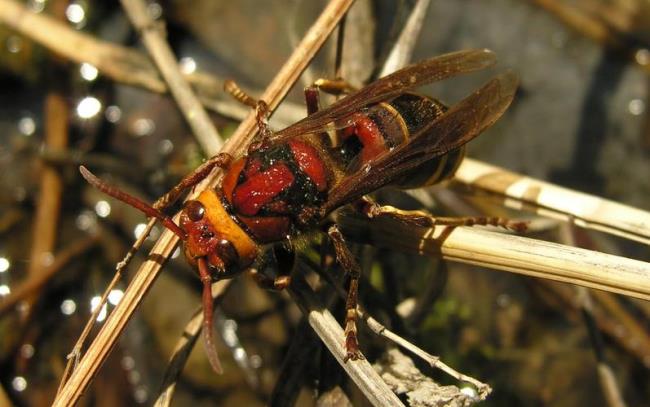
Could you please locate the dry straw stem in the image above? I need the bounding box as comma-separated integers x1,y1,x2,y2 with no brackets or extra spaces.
289,271,405,407
0,237,97,317
0,0,304,126
337,213,650,301
378,0,431,77
52,1,354,405
455,158,650,246
154,280,230,407
120,0,222,154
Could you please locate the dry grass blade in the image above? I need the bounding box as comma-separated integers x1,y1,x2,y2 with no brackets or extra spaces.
0,237,98,317
0,0,305,127
52,1,354,405
289,271,405,407
120,0,222,154
154,280,230,407
379,0,431,77
338,213,650,301
455,158,650,246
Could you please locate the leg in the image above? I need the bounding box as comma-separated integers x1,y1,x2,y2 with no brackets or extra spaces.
354,196,528,233
153,153,232,210
312,78,356,96
223,80,272,151
249,269,291,291
304,86,321,115
327,224,364,362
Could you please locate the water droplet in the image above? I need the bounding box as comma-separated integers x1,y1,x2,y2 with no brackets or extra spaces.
134,223,148,239
0,285,10,296
6,36,22,53
12,376,27,392
61,299,77,315
0,257,10,273
90,296,107,322
628,99,645,116
80,63,98,81
105,105,122,123
95,200,111,218
20,344,34,359
18,116,36,136
636,49,650,65
66,3,85,25
108,289,124,306
76,96,102,119
131,118,155,137
147,2,162,19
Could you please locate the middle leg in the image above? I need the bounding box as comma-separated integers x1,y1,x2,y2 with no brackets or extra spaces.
327,224,364,362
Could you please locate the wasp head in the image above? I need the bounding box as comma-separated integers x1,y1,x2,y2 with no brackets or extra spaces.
180,190,258,280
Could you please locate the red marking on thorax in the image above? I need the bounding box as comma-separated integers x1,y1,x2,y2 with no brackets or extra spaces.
232,159,294,216
288,140,329,192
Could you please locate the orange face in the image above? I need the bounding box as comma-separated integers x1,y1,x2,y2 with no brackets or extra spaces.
180,189,258,279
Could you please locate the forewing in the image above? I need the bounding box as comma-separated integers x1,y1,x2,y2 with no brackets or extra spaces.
269,49,497,142
321,71,518,214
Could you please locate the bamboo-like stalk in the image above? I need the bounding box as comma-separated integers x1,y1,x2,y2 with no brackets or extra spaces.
52,1,354,405
337,213,650,301
454,158,650,246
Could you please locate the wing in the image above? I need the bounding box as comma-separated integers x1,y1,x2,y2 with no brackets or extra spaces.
269,49,497,143
320,71,518,214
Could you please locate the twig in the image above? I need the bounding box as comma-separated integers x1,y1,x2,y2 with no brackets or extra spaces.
379,0,431,77
154,280,230,407
558,223,627,407
0,237,98,317
25,27,69,317
375,348,480,407
454,158,650,246
337,212,650,301
305,254,491,398
56,220,156,395
0,0,304,127
289,270,405,407
120,0,222,154
52,1,354,405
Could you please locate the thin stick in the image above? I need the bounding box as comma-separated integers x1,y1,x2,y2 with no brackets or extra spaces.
154,280,231,407
379,0,431,77
0,237,98,317
0,0,305,128
120,0,222,154
337,213,650,301
289,271,404,407
306,255,491,398
26,74,69,313
454,158,650,246
52,1,354,405
56,220,156,395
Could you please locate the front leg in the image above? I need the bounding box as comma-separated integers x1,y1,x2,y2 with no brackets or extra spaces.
327,224,364,362
153,152,232,210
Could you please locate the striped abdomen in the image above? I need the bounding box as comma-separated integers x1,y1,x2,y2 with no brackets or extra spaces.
335,93,465,189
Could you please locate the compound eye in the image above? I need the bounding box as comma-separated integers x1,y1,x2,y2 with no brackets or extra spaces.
184,200,205,222
216,239,239,268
